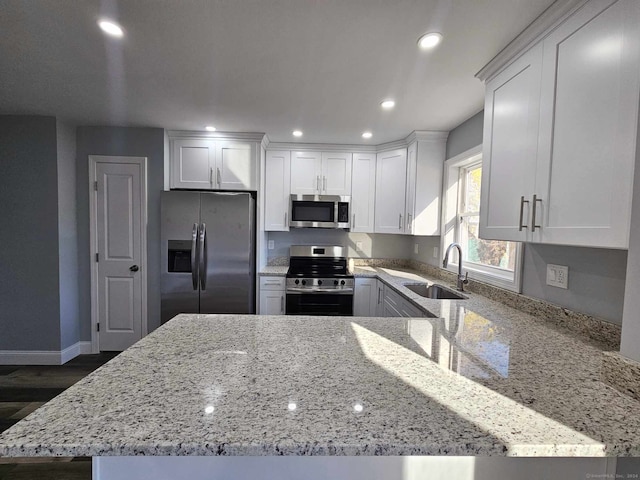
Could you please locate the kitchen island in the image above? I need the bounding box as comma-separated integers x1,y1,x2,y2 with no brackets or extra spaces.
1,313,639,478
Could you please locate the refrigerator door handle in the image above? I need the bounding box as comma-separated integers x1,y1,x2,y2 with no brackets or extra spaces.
191,223,199,290
199,223,207,290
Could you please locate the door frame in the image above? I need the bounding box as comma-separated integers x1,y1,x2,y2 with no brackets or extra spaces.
89,155,149,353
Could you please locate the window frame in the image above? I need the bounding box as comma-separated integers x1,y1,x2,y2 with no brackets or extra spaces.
440,145,524,292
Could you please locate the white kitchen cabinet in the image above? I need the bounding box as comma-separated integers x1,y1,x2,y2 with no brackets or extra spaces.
264,151,291,231
259,276,286,315
405,135,447,235
350,153,376,233
533,0,639,248
290,151,352,196
374,148,408,234
479,0,640,249
170,138,257,191
479,43,543,243
171,139,216,189
354,278,381,317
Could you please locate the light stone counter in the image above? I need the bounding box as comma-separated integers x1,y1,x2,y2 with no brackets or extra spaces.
1,312,640,458
258,266,288,276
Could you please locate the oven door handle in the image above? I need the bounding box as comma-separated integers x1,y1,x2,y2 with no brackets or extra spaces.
286,287,354,295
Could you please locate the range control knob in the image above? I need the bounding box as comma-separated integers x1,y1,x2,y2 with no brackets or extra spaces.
341,280,346,285
318,280,323,286
294,279,300,285
301,280,306,286
334,280,339,285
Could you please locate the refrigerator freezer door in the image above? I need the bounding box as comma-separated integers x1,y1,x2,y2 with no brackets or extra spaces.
161,191,201,323
199,192,256,314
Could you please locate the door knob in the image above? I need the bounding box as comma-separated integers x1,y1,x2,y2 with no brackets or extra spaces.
129,265,139,272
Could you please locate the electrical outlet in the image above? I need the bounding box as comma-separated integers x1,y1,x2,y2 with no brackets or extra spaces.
433,247,438,259
356,241,363,251
268,240,274,250
546,264,569,289
414,243,419,254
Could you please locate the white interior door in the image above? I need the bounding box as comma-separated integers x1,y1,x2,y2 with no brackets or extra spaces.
91,156,147,351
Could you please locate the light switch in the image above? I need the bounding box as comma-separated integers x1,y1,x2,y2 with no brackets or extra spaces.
268,240,274,250
433,247,438,259
414,243,419,254
356,241,363,251
546,264,568,289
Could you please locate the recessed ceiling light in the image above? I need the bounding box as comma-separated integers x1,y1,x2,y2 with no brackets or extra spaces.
98,19,124,38
292,130,303,137
417,32,442,50
362,132,373,139
381,100,395,110
205,126,216,132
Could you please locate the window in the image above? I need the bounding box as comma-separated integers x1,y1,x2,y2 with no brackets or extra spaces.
441,146,523,292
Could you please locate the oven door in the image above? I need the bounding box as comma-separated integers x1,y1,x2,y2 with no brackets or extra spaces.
286,290,353,316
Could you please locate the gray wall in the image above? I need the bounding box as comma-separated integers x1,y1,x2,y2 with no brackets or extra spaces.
76,127,165,338
268,231,413,261
56,120,80,350
0,116,61,350
442,110,628,324
445,110,484,159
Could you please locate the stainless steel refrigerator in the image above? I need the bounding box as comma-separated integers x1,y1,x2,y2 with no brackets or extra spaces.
161,191,256,323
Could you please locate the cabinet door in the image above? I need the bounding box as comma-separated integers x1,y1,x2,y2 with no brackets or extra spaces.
411,138,446,236
374,149,407,234
216,142,256,191
290,151,322,195
351,153,376,233
264,151,291,231
171,139,215,189
354,278,376,316
479,44,543,242
321,152,352,196
259,290,285,315
535,0,639,248
404,142,417,234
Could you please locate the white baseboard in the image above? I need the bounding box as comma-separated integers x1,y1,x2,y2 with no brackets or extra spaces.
0,341,93,365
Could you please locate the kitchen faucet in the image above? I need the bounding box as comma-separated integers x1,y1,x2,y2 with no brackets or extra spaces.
443,243,469,292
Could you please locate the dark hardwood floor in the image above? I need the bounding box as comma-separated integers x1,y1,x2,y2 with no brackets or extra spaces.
0,353,118,480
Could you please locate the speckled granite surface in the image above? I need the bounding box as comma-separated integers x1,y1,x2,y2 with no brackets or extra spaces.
602,351,640,401
1,313,639,457
259,266,288,276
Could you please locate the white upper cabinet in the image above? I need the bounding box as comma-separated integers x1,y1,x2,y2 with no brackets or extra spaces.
479,44,543,243
290,151,352,196
405,136,446,236
351,153,376,233
216,141,257,191
321,152,352,196
480,0,639,248
170,136,258,191
534,0,639,248
290,151,322,195
171,139,216,189
374,148,408,234
264,151,291,231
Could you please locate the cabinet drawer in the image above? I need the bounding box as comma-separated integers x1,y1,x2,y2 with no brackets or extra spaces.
260,276,286,291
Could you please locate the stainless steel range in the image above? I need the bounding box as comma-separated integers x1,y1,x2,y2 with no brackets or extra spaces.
286,245,354,316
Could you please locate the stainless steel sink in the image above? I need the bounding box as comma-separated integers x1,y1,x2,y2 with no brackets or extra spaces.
404,283,467,300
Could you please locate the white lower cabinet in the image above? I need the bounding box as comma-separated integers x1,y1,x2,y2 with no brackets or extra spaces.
354,278,382,317
259,276,286,315
383,285,426,318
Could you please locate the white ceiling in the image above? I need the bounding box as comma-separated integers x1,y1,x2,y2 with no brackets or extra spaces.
0,0,556,144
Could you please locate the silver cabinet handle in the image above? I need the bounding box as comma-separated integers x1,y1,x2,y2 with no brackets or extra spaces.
399,214,403,229
408,213,412,232
217,167,221,187
199,223,207,290
209,168,214,185
518,196,529,231
531,195,542,232
284,211,288,226
352,213,355,228
280,295,284,314
316,175,321,192
323,176,327,192
377,287,382,305
191,223,199,290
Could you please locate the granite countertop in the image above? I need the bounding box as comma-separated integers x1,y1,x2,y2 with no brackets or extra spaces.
1,311,640,457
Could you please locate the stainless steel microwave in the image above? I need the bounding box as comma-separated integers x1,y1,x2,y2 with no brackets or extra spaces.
289,195,350,229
